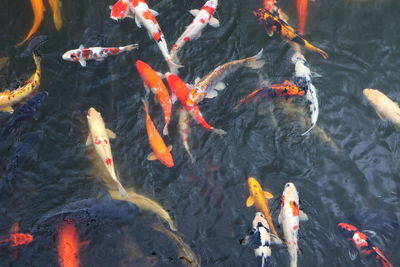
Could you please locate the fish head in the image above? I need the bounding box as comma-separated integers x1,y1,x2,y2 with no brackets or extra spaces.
135,60,151,77
281,182,299,206
337,223,358,238
62,50,79,62
87,107,101,122
252,212,269,229
363,88,382,106
161,152,174,168
207,0,218,8
247,177,262,195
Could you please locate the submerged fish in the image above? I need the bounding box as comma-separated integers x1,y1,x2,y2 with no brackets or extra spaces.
57,219,86,267
136,60,171,135
0,92,48,140
47,0,63,30
187,49,265,106
15,0,45,47
86,107,127,197
62,44,138,67
178,108,195,163
0,56,8,71
296,0,309,36
246,177,281,239
0,223,34,261
0,53,41,113
253,8,328,59
142,99,174,167
338,223,393,267
166,72,226,135
278,182,308,267
171,0,220,63
363,88,400,127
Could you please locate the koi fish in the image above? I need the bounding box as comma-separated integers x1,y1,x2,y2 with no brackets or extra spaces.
86,107,127,197
253,8,328,59
296,0,308,36
0,53,41,113
278,182,308,267
0,223,33,260
234,80,306,109
47,0,63,30
110,0,182,73
246,177,281,239
241,212,282,267
170,0,220,63
62,44,138,67
338,223,394,267
15,0,45,47
57,219,84,267
187,49,265,106
178,108,195,163
292,51,319,135
165,72,226,135
136,60,171,135
142,99,174,167
363,88,400,127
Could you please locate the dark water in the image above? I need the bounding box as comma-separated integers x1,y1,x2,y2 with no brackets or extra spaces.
0,0,399,266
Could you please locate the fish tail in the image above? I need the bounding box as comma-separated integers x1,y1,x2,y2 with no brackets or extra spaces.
246,49,265,69
117,183,128,198
32,52,42,68
212,128,227,136
122,44,139,52
141,98,149,113
305,43,328,59
167,57,184,74
163,123,169,136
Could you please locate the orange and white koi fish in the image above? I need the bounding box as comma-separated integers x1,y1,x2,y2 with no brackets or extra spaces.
142,99,174,167
15,0,45,47
57,219,86,267
278,182,308,267
165,72,226,135
62,44,138,67
170,0,220,63
246,177,281,240
296,0,308,36
0,53,41,113
86,107,127,197
136,60,171,135
363,88,400,127
110,0,182,73
187,49,265,106
47,0,63,30
178,108,195,163
0,223,34,260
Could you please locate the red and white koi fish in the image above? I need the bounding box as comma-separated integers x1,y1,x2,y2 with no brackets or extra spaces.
278,182,308,267
0,223,34,261
136,60,171,135
178,108,195,163
187,49,265,106
86,108,127,197
110,0,182,73
170,0,220,63
165,72,226,135
62,44,138,67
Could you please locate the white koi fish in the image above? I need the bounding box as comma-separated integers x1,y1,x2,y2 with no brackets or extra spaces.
278,182,308,267
86,107,127,197
178,108,195,163
170,0,220,64
62,44,138,67
363,88,400,127
291,51,319,135
110,0,182,73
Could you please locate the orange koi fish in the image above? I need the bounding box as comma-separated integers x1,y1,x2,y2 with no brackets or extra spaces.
136,60,171,136
165,72,226,135
296,0,308,36
57,220,83,267
0,223,34,260
142,99,174,167
15,0,45,47
253,8,328,59
47,0,63,30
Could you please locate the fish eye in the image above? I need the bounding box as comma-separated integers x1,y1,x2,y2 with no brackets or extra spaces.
71,54,76,58
286,183,291,187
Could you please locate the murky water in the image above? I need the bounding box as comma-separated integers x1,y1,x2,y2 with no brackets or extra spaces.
0,0,399,266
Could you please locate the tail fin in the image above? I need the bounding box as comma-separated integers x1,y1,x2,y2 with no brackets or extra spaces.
246,49,265,69
163,123,169,136
122,44,139,51
315,47,328,60
32,52,42,68
212,128,227,136
167,57,184,75
117,182,128,198
141,98,149,114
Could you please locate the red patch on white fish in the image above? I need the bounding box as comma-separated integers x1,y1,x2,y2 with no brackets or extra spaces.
183,37,190,42
202,5,215,15
105,158,112,166
200,18,206,24
153,32,161,41
289,201,299,216
143,10,158,24
94,137,101,145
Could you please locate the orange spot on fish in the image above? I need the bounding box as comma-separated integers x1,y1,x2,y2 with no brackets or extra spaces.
143,10,158,24
153,32,161,41
94,137,101,145
104,139,108,144
58,219,81,267
289,201,299,216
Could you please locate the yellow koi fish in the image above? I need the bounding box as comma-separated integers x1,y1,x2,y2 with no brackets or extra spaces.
47,0,63,30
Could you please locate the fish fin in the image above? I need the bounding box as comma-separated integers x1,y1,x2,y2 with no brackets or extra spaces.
163,124,169,136
96,58,105,61
135,16,142,28
376,111,386,120
0,106,14,113
79,44,84,49
156,72,165,79
194,77,200,84
186,83,193,90
106,129,117,139
150,9,159,16
171,93,177,104
168,145,172,151
362,230,377,237
209,17,220,28
79,59,87,67
271,234,283,245
278,211,282,225
11,223,19,234
85,135,92,146
189,9,200,17
147,152,158,161
246,49,265,70
263,191,273,199
213,128,227,136
239,235,250,246
215,82,226,91
205,90,218,99
10,248,18,261
246,196,254,207
167,58,184,74
349,249,358,261
80,240,90,248
299,210,309,221
122,44,139,51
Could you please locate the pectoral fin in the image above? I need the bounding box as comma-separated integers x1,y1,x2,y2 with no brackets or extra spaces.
271,234,283,245
299,210,309,221
106,129,117,139
0,106,14,113
135,16,142,28
278,211,282,224
263,191,273,199
194,77,200,84
79,59,87,67
205,90,218,99
85,135,92,146
215,82,226,90
147,152,158,161
209,17,220,28
171,93,177,104
246,196,254,207
168,145,172,151
189,9,200,17
79,44,84,50
150,9,159,16
375,111,386,120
